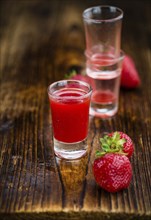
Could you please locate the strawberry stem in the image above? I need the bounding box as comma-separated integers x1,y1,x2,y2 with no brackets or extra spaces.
64,70,77,79
95,132,128,157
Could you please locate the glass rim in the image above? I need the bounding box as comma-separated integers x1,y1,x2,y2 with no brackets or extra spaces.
83,5,123,23
47,79,92,100
85,49,125,62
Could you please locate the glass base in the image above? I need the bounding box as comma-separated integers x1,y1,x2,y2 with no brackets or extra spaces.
90,104,118,118
54,138,88,160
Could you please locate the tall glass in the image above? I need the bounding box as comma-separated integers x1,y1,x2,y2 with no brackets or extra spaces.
83,6,124,118
48,80,92,160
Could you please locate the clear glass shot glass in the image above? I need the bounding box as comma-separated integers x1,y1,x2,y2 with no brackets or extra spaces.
83,5,123,57
48,80,92,160
86,51,124,118
83,5,124,118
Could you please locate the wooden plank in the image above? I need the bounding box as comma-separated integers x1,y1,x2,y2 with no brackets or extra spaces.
0,0,151,219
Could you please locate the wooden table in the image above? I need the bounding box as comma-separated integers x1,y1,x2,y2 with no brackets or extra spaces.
0,0,151,219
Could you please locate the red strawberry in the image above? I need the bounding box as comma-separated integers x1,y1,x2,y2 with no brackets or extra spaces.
65,70,90,84
71,74,90,84
121,55,141,88
93,153,132,193
108,131,134,158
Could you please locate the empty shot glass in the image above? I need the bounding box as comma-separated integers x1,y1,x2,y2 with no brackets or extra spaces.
48,80,92,160
83,5,123,57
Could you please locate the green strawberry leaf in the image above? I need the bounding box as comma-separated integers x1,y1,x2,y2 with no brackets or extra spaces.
96,132,127,158
64,70,77,79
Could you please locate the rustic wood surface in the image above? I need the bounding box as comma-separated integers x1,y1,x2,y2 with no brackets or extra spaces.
0,0,151,219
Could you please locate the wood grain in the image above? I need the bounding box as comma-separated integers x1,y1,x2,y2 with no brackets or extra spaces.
0,0,151,219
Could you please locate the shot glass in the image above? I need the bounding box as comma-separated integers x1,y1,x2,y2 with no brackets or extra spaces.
48,80,92,160
83,5,123,57
83,5,124,118
87,51,124,118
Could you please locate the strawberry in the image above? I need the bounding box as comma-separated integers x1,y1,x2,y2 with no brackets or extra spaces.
93,153,132,193
71,74,90,83
92,132,134,192
108,131,134,158
121,55,141,89
65,70,90,84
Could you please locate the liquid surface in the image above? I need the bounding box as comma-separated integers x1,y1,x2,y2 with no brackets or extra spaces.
91,90,116,104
